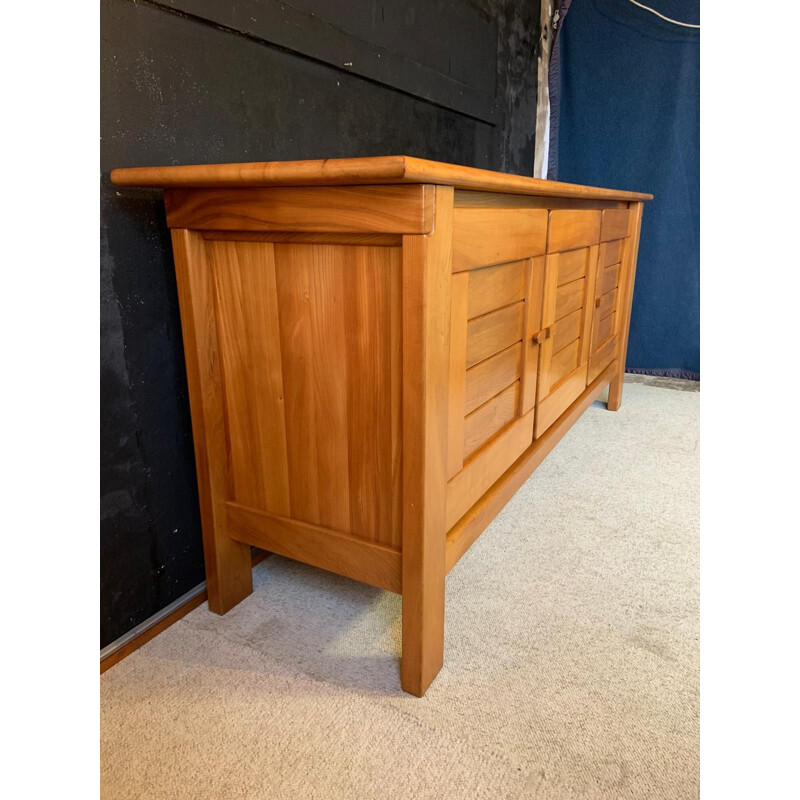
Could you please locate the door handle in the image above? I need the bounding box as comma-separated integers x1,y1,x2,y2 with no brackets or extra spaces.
532,328,550,345
595,297,602,308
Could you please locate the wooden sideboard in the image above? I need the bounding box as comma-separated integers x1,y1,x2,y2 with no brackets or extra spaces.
111,156,651,696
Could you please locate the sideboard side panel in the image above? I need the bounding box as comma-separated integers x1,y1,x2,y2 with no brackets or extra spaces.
171,229,253,615
208,238,404,550
274,243,403,547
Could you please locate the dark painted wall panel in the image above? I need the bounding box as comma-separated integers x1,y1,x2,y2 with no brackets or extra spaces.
100,0,539,647
288,0,498,96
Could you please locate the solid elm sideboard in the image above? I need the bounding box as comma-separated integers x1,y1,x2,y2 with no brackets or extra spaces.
111,156,651,696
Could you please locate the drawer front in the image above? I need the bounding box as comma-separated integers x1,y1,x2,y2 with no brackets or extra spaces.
547,210,602,252
452,207,548,271
600,209,630,241
466,302,525,368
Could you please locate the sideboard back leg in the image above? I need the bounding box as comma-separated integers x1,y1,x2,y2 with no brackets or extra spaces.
171,229,253,614
606,201,645,412
400,187,453,696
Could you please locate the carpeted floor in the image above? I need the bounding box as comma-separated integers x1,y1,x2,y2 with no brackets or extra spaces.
101,380,699,799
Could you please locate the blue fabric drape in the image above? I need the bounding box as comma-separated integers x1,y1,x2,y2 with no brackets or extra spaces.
553,0,699,376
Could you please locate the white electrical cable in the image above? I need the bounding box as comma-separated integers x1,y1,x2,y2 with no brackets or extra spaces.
627,0,700,29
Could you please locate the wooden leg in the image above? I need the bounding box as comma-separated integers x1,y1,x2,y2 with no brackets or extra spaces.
171,228,254,615
401,555,445,696
608,202,644,413
204,526,253,615
607,364,624,411
400,187,452,696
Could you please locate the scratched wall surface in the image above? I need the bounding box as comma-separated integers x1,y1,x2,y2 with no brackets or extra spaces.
100,0,540,648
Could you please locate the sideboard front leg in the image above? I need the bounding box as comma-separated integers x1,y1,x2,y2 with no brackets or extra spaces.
401,546,446,696
172,228,253,615
400,186,453,696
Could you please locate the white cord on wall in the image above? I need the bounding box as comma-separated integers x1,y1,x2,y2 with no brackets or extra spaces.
627,0,700,29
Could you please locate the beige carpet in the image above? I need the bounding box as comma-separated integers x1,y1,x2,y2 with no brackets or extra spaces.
101,380,699,799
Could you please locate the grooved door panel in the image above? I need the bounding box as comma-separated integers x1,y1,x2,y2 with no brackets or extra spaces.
463,381,520,460
597,263,620,297
466,302,525,368
588,230,627,384
599,239,623,268
445,255,543,510
467,260,527,319
549,338,580,388
536,242,599,437
464,342,521,415
594,310,617,349
551,308,582,353
556,248,588,285
555,278,584,320
596,287,618,320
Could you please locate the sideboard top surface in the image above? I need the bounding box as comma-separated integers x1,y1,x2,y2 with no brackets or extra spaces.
111,155,653,202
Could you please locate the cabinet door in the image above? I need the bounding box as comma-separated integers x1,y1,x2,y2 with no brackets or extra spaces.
587,238,625,382
534,210,602,438
445,256,545,530
587,210,633,382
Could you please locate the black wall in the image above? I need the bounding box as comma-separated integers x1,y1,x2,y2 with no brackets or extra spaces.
100,0,540,647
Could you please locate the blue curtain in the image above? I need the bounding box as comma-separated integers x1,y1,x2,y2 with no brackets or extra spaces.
553,0,699,377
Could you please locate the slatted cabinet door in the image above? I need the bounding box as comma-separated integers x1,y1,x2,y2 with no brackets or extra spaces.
588,209,632,382
445,255,546,530
534,210,602,438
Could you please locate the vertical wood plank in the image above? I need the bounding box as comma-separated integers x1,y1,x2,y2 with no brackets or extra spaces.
389,250,403,548
401,185,453,696
608,202,645,410
275,244,402,544
344,246,403,547
578,244,600,369
170,229,253,615
536,252,559,402
520,256,545,414
276,244,351,531
446,272,469,480
210,240,291,515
